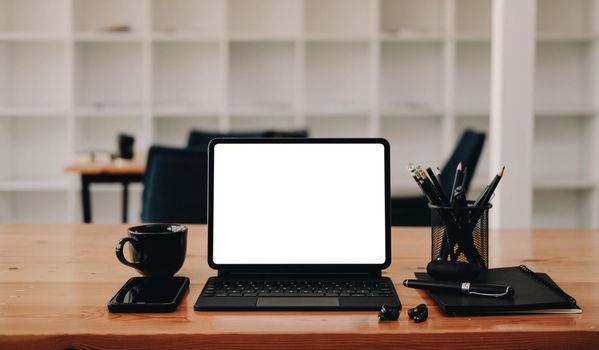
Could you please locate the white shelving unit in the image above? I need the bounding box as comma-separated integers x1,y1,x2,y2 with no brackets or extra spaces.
532,0,599,228
0,0,597,228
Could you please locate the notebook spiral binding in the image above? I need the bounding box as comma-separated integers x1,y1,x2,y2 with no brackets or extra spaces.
518,265,578,306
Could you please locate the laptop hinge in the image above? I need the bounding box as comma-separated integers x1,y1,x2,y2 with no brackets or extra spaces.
217,270,382,278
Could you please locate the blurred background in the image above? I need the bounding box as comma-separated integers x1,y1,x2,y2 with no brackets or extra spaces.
0,0,597,229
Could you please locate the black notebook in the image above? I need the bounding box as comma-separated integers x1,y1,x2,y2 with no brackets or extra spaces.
414,265,581,315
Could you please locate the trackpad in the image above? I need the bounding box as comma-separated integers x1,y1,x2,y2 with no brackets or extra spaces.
257,297,339,307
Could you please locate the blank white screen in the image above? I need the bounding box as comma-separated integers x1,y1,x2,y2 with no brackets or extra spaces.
212,143,386,264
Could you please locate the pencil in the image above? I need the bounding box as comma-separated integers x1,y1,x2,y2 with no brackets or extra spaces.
450,162,463,205
427,167,449,205
474,166,505,207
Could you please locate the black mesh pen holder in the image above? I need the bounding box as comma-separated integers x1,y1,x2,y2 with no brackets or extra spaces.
429,203,491,269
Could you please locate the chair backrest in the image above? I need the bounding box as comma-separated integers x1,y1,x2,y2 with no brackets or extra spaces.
187,130,268,150
141,146,208,224
440,129,486,195
186,129,309,150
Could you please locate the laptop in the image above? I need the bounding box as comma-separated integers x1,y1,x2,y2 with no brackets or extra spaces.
194,138,401,311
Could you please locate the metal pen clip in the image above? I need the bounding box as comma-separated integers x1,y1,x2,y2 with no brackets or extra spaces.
462,282,511,298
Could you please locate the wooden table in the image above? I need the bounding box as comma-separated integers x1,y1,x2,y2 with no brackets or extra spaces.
65,161,145,223
1,225,598,349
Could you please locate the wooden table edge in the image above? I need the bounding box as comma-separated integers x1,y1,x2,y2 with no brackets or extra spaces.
2,330,598,350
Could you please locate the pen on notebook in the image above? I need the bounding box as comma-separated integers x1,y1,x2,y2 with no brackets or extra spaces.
403,279,515,298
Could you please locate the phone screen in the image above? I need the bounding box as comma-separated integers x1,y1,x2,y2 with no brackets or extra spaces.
114,277,187,304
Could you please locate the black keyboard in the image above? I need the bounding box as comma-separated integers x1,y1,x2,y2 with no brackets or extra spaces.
201,279,396,298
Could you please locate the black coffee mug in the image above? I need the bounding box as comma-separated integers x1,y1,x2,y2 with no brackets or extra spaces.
115,224,187,277
117,133,135,160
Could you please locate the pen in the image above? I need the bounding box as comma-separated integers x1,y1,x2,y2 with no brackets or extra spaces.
403,279,515,298
452,186,467,208
461,166,468,189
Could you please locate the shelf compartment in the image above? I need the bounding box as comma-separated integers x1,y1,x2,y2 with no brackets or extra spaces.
381,117,444,192
535,108,597,118
230,116,296,131
0,42,67,108
228,0,300,37
229,42,295,113
0,178,70,191
533,189,592,228
153,117,219,147
380,106,443,118
456,0,491,37
230,105,294,118
0,191,69,223
306,115,370,137
305,0,372,37
75,105,143,118
152,0,222,37
73,0,144,35
455,42,491,112
0,32,66,41
306,42,370,112
153,42,221,113
380,0,444,38
74,42,143,109
153,106,220,118
0,0,68,35
533,116,595,181
381,42,443,114
0,107,67,118
73,32,143,42
536,42,591,111
74,118,143,154
151,32,221,42
537,0,594,36
305,106,371,118
0,118,67,181
534,177,596,190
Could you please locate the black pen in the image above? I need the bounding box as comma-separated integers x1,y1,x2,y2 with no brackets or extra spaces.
403,279,515,298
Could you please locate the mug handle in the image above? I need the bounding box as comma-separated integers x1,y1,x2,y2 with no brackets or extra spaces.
115,237,142,269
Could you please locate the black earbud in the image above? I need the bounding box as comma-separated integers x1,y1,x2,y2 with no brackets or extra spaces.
407,304,428,323
378,304,400,321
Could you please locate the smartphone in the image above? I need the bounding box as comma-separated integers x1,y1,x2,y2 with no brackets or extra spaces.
108,276,189,313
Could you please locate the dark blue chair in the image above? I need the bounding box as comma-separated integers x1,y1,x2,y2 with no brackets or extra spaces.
391,129,486,226
186,129,309,151
141,146,208,224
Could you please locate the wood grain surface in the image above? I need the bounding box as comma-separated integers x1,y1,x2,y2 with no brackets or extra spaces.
64,160,144,175
1,225,598,349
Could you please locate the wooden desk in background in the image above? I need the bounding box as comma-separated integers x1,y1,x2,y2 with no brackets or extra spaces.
1,225,598,349
64,161,145,223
